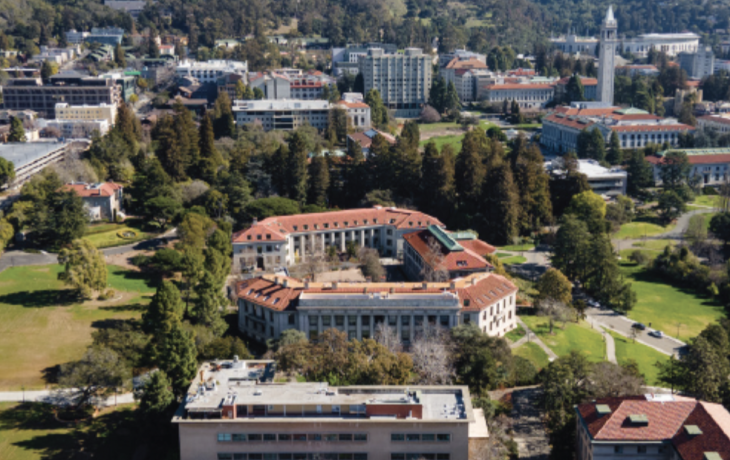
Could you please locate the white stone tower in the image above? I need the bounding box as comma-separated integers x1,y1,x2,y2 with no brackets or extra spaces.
596,6,618,104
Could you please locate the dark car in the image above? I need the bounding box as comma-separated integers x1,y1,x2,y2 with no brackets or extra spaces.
632,322,646,330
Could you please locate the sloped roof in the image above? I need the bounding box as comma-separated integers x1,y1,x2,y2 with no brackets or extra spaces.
403,229,494,273
63,182,122,198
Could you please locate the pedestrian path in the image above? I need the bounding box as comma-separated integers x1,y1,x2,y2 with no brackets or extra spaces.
0,389,134,407
516,317,558,361
603,328,617,363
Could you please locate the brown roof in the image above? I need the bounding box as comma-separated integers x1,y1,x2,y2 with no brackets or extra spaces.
673,402,730,460
232,207,444,243
699,115,730,126
456,274,518,312
337,100,370,109
235,276,302,312
445,57,488,70
646,154,730,165
403,229,494,273
611,124,694,133
556,76,598,86
64,182,122,198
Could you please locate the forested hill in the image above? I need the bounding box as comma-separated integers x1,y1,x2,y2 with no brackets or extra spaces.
0,0,725,56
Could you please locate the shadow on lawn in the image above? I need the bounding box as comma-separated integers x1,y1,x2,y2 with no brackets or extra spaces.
0,289,77,308
98,302,148,313
109,268,158,291
628,266,724,308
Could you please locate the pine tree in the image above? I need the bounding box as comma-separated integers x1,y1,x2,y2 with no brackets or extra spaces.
513,143,552,233
606,130,623,165
148,34,160,58
455,130,488,211
397,139,422,202
287,131,309,204
157,322,198,396
421,142,456,223
565,74,585,102
213,91,235,138
139,370,174,420
429,76,446,113
365,89,387,127
271,144,290,196
8,117,25,142
369,134,396,192
400,120,420,152
173,100,199,174
155,116,187,180
552,214,591,281
345,141,369,206
114,43,126,68
113,102,141,147
588,128,607,162
444,81,461,112
142,281,184,337
307,153,330,206
192,271,228,337
198,111,223,180
480,160,520,245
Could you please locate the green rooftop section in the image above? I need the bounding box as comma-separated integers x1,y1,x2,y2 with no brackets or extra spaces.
596,404,611,416
628,414,649,424
427,225,463,252
614,107,650,115
657,147,730,157
685,425,703,436
450,230,477,241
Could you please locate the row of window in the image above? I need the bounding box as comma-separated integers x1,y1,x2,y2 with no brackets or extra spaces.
391,434,451,442
218,453,367,460
391,454,450,460
218,434,368,443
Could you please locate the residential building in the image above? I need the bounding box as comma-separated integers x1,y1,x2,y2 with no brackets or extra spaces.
646,147,730,187
248,70,336,100
248,72,291,100
546,158,627,196
554,76,598,102
84,27,125,46
359,48,432,118
39,118,110,138
103,0,146,18
346,129,396,156
63,182,124,221
28,46,79,66
483,83,555,110
541,105,694,153
698,115,730,133
175,59,248,84
438,49,487,68
679,46,715,79
597,6,618,105
1,77,121,118
551,32,700,57
441,58,489,103
236,271,517,342
335,96,371,129
173,359,488,460
402,226,495,281
0,141,78,187
54,102,117,126
232,100,330,131
576,394,730,460
331,43,398,76
232,207,443,270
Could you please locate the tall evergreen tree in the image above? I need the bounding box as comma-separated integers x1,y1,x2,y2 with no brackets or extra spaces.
429,76,446,113
479,160,520,245
345,141,369,206
455,130,488,212
213,91,235,139
606,130,623,165
307,152,330,207
114,43,126,68
444,81,461,112
286,131,309,204
157,322,197,396
192,271,228,337
113,102,141,148
8,117,25,142
155,116,187,181
369,134,396,192
142,281,184,337
400,120,420,152
138,370,174,422
172,100,200,174
552,215,591,281
421,142,456,224
513,142,552,233
365,89,387,127
565,74,585,102
198,111,223,180
271,144,290,196
626,149,655,195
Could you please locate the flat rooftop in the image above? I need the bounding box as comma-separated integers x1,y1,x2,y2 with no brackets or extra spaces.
176,360,471,423
0,142,68,170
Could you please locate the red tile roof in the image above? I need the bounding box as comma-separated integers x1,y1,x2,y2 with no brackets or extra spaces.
445,57,488,70
456,274,517,312
402,229,494,273
337,100,370,109
64,182,122,198
556,76,598,86
699,115,730,126
235,276,302,311
673,402,730,460
232,207,444,243
507,68,536,76
646,154,730,165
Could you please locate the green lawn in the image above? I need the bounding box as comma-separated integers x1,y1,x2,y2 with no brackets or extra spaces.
613,222,673,239
502,256,527,265
520,316,606,362
620,263,725,341
691,195,723,208
0,265,155,390
83,220,150,249
0,402,141,460
419,134,464,151
496,252,512,258
418,121,496,152
498,243,535,251
416,121,462,133
505,323,526,342
513,341,551,371
606,330,669,386
631,239,676,251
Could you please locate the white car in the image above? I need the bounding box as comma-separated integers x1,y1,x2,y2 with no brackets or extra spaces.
648,330,664,338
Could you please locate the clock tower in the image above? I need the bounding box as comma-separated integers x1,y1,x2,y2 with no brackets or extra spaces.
597,6,618,104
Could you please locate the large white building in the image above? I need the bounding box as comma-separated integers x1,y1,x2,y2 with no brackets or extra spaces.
646,147,730,187
236,271,517,343
441,57,488,103
173,360,488,460
483,83,555,110
39,118,110,138
359,48,432,118
551,31,700,57
679,46,715,79
175,59,248,84
232,99,330,131
698,115,730,134
54,102,117,126
546,158,627,197
335,96,372,130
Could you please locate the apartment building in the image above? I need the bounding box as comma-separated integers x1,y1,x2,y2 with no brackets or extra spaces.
679,46,715,79
575,394,730,460
1,77,121,118
331,44,398,76
483,83,555,110
440,57,488,103
232,207,442,270
173,359,487,460
359,48,432,118
248,71,337,101
402,226,495,281
54,102,117,126
646,147,730,187
232,100,330,131
236,271,517,343
176,59,248,84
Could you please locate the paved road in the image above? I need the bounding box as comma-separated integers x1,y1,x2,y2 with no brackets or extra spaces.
585,306,686,356
0,389,134,407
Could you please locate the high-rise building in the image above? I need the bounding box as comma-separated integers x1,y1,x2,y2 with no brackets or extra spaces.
597,6,618,105
678,46,715,79
359,48,432,118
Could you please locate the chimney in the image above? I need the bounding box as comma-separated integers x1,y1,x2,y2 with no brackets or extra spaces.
471,277,478,286
252,218,258,225
422,282,428,289
332,281,338,289
274,276,280,285
389,287,395,294
304,279,310,289
283,279,289,288
450,281,456,290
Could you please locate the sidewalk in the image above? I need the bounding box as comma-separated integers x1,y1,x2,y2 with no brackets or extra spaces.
516,317,558,362
603,328,617,363
0,389,134,407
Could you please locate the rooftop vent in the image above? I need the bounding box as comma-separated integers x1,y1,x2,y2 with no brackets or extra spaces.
685,425,703,436
628,414,649,426
596,404,611,416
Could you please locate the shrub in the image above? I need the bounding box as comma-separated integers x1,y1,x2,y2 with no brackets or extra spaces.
628,250,650,266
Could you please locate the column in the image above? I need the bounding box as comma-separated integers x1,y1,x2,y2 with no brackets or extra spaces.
360,229,365,247
339,231,345,252
356,314,362,340
369,229,375,248
317,314,323,335
299,236,306,262
396,315,402,341
321,234,326,252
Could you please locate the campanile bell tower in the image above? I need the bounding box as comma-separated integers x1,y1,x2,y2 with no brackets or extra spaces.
597,6,618,104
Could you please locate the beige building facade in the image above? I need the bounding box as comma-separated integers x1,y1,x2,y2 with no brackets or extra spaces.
54,102,117,126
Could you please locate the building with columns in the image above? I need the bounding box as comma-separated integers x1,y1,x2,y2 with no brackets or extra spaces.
231,207,444,271
645,147,730,187
597,6,618,105
236,272,518,344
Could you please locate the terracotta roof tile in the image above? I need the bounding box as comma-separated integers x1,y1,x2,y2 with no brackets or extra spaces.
699,115,730,126
646,154,730,165
456,273,517,312
235,276,301,311
63,182,122,198
403,229,494,272
673,402,730,460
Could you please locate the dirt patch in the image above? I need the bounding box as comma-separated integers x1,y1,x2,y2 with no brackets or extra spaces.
105,250,154,272
85,290,138,307
314,268,366,283
420,127,465,141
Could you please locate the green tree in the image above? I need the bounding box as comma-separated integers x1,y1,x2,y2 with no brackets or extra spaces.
307,153,330,207
181,249,205,315
429,75,446,113
536,268,573,305
142,281,184,337
512,141,552,234
157,322,198,396
58,239,107,299
287,131,309,204
252,87,265,100
34,190,88,247
40,60,58,79
198,111,223,181
365,89,388,127
455,130,488,212
8,117,26,142
155,116,187,180
421,142,456,223
244,197,300,220
709,212,730,245
577,128,606,162
213,91,235,139
191,271,228,337
565,74,585,102
659,150,691,190
369,134,397,192
345,141,369,206
0,157,16,186
567,191,607,233
480,160,520,245
606,131,623,165
626,149,655,195
656,190,686,223
58,346,129,409
444,81,461,113
114,43,126,68
138,370,175,420
178,212,214,251
145,196,182,229
552,215,591,281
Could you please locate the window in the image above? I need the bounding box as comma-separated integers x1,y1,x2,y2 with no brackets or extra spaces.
421,434,435,441
308,434,322,441
391,434,405,442
293,434,307,441
614,446,624,454
437,434,450,442
335,316,345,326
218,454,233,460
218,433,232,442
249,434,262,441
406,434,420,442
354,433,367,441
233,434,246,441
637,446,647,453
325,434,338,441
263,434,277,441
278,434,291,441
391,455,405,460
340,434,353,441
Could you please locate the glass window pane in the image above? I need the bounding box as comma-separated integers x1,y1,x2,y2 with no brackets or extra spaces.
354,433,367,441
233,434,246,442
406,434,420,441
278,434,291,441
339,434,353,441
437,434,450,442
421,434,435,441
391,434,405,441
249,434,262,441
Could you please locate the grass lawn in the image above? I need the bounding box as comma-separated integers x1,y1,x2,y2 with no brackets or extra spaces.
498,243,535,251
496,252,512,258
520,316,606,362
613,222,673,239
620,263,725,341
419,134,464,151
502,256,527,265
416,121,462,133
0,402,142,460
631,239,676,251
513,341,551,371
418,120,496,152
505,323,526,342
0,265,155,391
606,330,669,386
83,219,150,249
691,195,723,208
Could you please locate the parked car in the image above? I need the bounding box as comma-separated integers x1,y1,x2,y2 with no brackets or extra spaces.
632,322,646,330
649,330,664,338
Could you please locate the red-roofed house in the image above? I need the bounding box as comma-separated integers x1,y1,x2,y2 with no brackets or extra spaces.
346,129,396,155
236,271,517,342
441,57,489,102
335,99,371,129
63,182,124,221
576,395,730,460
232,206,443,271
403,226,495,281
645,147,730,187
483,83,556,110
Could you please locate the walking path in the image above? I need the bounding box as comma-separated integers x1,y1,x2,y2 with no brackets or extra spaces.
0,389,134,407
516,318,558,361
603,328,617,363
